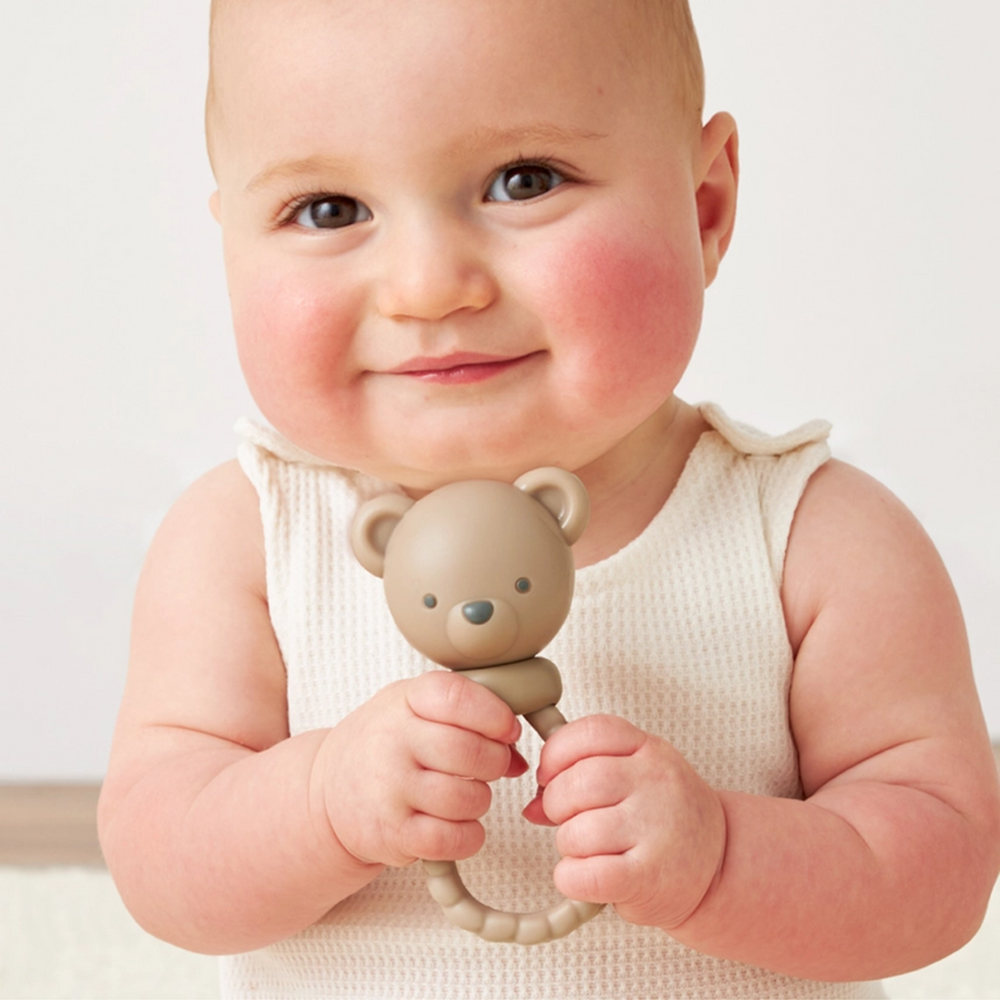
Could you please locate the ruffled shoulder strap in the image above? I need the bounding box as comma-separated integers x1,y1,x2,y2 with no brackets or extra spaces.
699,402,831,456
234,417,404,513
234,417,337,467
697,403,832,586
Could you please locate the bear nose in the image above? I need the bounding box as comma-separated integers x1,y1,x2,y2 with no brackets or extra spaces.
462,600,494,625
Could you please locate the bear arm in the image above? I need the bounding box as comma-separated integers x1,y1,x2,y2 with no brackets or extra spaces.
455,658,562,717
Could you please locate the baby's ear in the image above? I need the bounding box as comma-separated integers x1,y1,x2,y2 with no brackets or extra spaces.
351,494,414,577
696,112,739,287
514,468,590,546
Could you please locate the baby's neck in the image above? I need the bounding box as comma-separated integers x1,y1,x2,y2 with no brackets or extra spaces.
571,397,709,568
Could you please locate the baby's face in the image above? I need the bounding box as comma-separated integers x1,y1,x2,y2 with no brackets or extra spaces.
211,0,720,490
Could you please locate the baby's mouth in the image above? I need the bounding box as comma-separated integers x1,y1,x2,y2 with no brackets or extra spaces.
385,351,540,385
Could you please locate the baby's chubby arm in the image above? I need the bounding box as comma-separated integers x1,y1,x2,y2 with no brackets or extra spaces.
527,460,1000,980
98,461,524,954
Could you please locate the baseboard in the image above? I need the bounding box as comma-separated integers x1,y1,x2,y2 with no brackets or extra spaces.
0,783,103,866
1,744,997,867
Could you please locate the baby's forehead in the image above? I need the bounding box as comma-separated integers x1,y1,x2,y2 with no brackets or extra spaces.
206,0,703,171
209,0,700,100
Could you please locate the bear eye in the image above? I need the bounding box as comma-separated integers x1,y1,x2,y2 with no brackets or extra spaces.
423,594,438,609
515,578,531,594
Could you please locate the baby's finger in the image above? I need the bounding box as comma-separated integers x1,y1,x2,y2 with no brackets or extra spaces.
400,813,486,863
522,787,557,826
410,770,492,822
555,805,633,860
407,670,521,743
412,718,513,782
554,854,637,906
536,714,645,787
505,745,530,778
541,755,630,825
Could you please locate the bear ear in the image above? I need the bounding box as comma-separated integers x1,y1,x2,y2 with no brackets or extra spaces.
514,467,590,546
350,493,415,578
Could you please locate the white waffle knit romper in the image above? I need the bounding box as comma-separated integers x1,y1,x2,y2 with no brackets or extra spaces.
221,403,884,1000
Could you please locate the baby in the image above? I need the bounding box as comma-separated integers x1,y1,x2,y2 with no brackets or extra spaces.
98,1,1000,998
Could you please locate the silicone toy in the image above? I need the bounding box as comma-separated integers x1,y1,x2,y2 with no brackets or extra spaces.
351,468,605,945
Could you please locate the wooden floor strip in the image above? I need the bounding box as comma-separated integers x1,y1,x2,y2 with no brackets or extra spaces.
0,784,104,866
1,744,997,867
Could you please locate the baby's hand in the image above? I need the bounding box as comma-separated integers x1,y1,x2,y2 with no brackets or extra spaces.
524,715,726,930
319,671,525,869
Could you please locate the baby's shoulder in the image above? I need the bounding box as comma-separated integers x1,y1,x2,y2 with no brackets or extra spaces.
783,458,955,653
172,457,259,510
145,459,265,601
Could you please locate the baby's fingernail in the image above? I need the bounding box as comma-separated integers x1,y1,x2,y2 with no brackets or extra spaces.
522,788,556,827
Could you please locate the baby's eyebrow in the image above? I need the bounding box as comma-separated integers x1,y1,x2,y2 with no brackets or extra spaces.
244,124,606,193
448,122,608,157
245,155,353,194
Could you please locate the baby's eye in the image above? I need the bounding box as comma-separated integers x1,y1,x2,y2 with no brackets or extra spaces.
293,195,372,230
486,163,565,203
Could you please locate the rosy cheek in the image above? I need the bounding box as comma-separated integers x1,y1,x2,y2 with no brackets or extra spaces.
232,271,352,403
539,230,703,399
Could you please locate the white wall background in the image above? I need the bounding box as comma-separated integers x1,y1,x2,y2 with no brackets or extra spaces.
1,2,997,781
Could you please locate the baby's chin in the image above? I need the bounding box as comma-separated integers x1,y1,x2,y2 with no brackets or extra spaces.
366,456,562,497
368,446,588,495
289,432,574,493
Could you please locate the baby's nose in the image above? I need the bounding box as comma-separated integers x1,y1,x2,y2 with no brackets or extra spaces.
462,600,494,625
374,217,497,322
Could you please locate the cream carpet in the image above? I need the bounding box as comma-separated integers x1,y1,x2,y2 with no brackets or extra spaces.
1,866,996,999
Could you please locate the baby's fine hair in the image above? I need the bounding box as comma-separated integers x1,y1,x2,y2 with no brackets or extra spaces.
204,0,705,172
633,0,705,121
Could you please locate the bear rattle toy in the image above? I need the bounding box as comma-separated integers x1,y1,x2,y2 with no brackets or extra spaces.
350,467,605,945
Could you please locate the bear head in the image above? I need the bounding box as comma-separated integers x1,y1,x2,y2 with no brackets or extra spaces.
350,468,589,670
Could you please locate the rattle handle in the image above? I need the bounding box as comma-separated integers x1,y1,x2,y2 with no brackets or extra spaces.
422,699,605,945
523,704,568,740
423,859,603,945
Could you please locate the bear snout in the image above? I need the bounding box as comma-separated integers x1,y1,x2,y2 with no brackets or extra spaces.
447,599,518,661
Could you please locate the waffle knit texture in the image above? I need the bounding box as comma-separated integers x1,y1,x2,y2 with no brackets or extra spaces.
221,403,883,999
